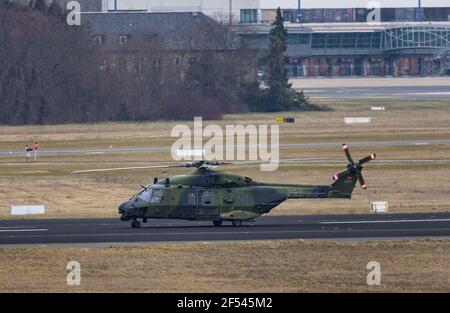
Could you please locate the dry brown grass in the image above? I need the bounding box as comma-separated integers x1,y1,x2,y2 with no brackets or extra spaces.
1,99,449,150
0,239,449,292
0,99,450,218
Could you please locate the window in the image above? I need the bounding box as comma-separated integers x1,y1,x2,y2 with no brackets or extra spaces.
153,58,161,67
326,34,342,49
201,191,213,206
137,189,152,202
93,35,104,46
240,9,258,24
342,33,356,48
371,33,382,49
283,9,296,23
311,34,327,49
118,57,127,72
150,188,164,204
240,194,249,206
357,33,372,48
99,60,107,71
188,192,196,205
287,34,310,45
119,35,128,45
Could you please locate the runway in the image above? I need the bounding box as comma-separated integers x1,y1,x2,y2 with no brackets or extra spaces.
1,139,450,158
292,77,450,100
303,86,450,100
1,212,450,247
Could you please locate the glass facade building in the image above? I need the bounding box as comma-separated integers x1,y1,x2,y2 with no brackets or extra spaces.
241,24,450,77
239,6,450,77
273,8,450,24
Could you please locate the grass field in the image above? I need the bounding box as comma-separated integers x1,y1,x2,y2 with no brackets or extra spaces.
1,99,450,218
0,239,449,292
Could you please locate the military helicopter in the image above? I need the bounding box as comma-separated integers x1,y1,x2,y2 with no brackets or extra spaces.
73,144,376,228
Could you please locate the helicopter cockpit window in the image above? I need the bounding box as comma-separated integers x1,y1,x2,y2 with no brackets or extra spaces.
136,186,165,203
150,188,165,203
137,188,153,202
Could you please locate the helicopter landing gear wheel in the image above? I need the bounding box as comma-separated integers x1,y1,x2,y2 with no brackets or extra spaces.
131,220,141,229
232,220,242,227
213,220,223,227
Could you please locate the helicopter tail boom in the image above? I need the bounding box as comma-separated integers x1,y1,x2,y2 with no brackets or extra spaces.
329,168,359,199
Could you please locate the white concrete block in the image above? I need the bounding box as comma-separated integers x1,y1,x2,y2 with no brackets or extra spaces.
370,202,388,213
345,117,372,124
11,205,45,216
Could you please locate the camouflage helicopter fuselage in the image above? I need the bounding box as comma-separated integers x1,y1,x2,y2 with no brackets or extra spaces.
119,166,360,228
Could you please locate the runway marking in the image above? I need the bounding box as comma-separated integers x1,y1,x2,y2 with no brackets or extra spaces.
2,140,450,158
0,227,35,229
303,90,324,93
407,92,450,95
0,229,48,233
2,227,450,239
320,218,450,225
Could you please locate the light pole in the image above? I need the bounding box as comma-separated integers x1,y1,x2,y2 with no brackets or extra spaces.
297,0,302,23
417,0,424,21
229,0,232,26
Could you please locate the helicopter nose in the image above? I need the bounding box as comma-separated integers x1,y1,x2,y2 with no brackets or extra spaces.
118,202,132,214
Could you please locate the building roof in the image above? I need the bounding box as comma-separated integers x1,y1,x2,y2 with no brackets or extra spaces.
81,12,230,51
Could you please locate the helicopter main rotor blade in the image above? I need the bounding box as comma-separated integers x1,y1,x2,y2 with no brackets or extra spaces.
71,165,183,174
359,154,377,165
356,171,367,190
342,144,354,165
72,157,338,174
218,158,331,166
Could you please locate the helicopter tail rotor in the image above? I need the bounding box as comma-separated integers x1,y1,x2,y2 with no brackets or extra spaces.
342,143,375,190
332,144,376,195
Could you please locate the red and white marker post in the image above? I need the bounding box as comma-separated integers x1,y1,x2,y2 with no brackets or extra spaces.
33,141,40,161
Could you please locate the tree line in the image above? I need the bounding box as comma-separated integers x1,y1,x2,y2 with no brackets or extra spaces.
0,2,317,125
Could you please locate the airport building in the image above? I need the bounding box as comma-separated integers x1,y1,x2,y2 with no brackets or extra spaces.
236,1,450,77
43,0,450,76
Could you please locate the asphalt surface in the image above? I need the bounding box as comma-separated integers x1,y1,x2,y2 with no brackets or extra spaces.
1,213,450,247
292,77,450,100
304,86,450,100
1,139,450,158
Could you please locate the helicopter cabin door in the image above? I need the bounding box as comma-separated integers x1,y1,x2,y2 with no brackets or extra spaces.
195,189,219,220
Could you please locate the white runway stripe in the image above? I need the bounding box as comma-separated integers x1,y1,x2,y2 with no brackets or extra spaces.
320,219,450,225
0,229,48,233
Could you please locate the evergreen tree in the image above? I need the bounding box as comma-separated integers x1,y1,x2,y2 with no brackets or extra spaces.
266,7,290,107
257,7,313,112
47,0,64,17
31,0,47,13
